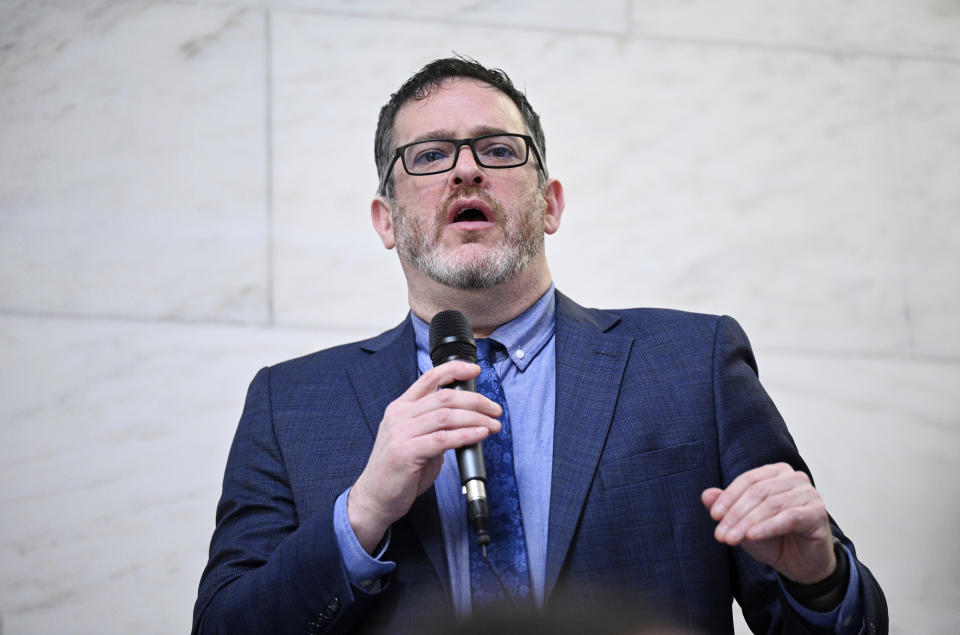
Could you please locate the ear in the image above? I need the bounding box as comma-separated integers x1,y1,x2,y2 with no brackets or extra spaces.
542,178,565,235
371,196,396,249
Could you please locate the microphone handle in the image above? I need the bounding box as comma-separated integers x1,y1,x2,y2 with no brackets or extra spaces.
445,376,491,546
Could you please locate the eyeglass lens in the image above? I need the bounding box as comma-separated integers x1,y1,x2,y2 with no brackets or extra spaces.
402,135,529,174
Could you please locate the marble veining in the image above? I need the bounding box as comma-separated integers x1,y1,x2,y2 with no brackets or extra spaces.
1,2,957,634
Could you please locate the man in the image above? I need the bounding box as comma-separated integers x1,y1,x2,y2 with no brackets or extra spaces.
193,58,887,634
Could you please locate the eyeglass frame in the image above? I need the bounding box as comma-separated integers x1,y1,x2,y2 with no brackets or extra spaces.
378,132,546,195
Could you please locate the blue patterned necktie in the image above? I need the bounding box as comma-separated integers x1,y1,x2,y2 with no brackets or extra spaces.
469,338,531,608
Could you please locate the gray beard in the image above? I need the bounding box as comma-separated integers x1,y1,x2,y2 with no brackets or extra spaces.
392,188,545,290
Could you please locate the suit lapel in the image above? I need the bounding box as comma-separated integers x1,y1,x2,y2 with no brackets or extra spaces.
544,293,633,600
345,318,450,598
347,319,418,440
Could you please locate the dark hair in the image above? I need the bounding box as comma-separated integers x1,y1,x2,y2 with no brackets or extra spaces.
374,56,548,196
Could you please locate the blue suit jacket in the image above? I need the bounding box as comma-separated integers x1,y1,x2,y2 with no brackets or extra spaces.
193,292,887,634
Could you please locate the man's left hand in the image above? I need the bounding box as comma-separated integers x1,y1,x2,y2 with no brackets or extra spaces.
701,462,836,584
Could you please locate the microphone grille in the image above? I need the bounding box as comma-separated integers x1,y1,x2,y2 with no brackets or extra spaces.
429,310,476,366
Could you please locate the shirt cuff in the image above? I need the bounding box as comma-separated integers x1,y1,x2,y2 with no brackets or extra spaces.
780,544,864,635
333,487,396,593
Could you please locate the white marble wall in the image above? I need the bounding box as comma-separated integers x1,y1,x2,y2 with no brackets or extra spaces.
1,2,957,633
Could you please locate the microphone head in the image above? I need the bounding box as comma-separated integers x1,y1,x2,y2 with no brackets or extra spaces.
429,310,476,366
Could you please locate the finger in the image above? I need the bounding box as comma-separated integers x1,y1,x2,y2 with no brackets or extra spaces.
401,361,483,401
410,425,493,458
701,488,722,509
708,462,792,520
411,405,502,438
370,412,496,483
719,485,817,545
407,386,502,421
716,472,813,542
743,499,828,543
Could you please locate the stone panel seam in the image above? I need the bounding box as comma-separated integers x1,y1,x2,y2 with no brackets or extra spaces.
269,6,960,66
264,5,276,327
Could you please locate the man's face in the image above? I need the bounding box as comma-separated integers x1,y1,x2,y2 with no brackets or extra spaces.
385,78,549,290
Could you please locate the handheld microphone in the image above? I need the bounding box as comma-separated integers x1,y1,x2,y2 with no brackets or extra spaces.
429,309,490,546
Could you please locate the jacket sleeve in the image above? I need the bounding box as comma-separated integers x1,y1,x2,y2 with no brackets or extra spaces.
712,316,888,635
192,367,378,635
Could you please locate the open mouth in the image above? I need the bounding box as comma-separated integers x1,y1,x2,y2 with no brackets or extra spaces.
445,194,496,226
452,208,489,223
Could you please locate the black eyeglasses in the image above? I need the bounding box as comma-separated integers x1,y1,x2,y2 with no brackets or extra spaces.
379,133,545,194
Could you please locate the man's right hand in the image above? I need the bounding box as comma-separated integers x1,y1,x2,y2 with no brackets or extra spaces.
347,360,502,554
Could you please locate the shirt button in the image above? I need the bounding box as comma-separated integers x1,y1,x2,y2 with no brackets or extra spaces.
516,349,525,359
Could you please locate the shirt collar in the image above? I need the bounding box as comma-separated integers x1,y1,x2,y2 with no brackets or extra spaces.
411,283,556,372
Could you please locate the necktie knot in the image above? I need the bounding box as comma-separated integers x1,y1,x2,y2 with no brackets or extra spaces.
475,337,494,364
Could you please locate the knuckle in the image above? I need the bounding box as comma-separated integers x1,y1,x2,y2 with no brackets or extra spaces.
756,489,779,508
433,408,452,426
419,368,441,388
386,397,412,415
432,429,450,449
748,481,771,501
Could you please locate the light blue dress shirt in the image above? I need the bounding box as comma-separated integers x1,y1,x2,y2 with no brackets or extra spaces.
414,286,557,614
332,285,863,632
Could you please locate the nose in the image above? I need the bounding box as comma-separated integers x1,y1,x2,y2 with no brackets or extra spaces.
449,143,485,188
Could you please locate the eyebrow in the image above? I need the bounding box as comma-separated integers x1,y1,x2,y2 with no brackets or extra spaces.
410,125,516,143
